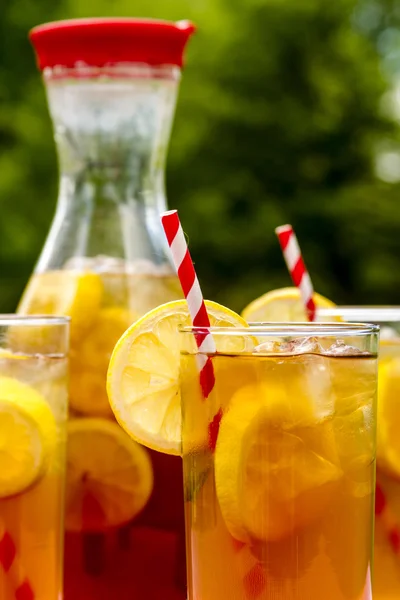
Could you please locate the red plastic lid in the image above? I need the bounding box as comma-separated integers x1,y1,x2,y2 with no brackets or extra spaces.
29,18,196,70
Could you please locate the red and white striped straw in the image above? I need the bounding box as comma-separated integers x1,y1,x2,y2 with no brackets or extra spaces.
162,209,266,595
161,210,215,398
0,521,35,600
275,224,316,321
276,222,389,578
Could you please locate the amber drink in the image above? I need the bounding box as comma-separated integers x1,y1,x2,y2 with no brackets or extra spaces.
0,316,68,600
180,323,378,600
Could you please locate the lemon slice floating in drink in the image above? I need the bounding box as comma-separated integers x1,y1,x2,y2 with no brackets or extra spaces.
66,418,154,532
241,287,336,322
18,270,103,345
70,307,136,418
0,376,57,498
214,379,343,542
107,299,247,455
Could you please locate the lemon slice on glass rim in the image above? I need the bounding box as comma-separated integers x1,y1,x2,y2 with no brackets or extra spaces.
241,287,336,322
107,299,247,455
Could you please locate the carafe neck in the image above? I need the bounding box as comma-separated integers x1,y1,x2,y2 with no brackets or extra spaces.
45,65,179,213
36,65,180,269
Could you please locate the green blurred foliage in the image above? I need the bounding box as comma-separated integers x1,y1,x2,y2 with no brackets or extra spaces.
1,0,400,313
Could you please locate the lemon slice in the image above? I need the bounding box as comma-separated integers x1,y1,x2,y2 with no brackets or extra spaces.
18,270,103,344
241,287,335,322
0,376,57,498
66,418,153,532
70,307,136,417
0,349,28,360
107,299,247,455
215,382,342,542
376,344,400,477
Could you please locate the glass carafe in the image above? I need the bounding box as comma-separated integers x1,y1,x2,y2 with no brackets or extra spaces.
19,18,195,600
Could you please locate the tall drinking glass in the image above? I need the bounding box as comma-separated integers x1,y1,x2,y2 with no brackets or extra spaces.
319,307,400,600
0,315,69,600
180,323,378,600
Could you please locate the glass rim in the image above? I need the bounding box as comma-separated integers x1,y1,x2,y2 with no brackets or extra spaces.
317,306,400,322
0,314,70,326
179,322,379,337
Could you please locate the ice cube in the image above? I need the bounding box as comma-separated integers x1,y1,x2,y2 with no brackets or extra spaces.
222,334,256,354
301,354,335,419
63,256,98,271
0,353,68,424
126,259,175,277
94,255,127,273
290,336,324,354
64,255,175,277
254,340,283,354
63,254,126,273
329,351,376,416
255,337,324,355
325,340,363,356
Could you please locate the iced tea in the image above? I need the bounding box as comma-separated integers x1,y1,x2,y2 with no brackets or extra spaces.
0,317,68,600
180,324,378,600
318,307,400,599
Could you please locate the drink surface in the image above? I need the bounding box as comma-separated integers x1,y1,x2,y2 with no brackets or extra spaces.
18,262,185,600
0,351,67,600
181,347,376,600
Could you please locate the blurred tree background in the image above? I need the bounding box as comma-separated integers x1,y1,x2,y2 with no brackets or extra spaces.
1,0,400,313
